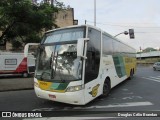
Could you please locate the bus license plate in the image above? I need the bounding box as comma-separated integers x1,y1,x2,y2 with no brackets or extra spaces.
48,94,56,100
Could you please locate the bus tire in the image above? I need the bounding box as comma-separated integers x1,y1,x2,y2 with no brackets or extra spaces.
101,78,110,97
128,69,133,80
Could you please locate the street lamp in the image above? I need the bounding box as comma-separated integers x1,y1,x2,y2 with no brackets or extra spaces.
114,31,128,37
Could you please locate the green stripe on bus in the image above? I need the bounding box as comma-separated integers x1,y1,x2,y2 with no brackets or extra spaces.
50,83,69,90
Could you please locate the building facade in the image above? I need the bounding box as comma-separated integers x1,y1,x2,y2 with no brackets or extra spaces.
54,8,78,28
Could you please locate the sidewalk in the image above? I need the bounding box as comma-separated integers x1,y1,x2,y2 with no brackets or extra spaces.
0,76,34,92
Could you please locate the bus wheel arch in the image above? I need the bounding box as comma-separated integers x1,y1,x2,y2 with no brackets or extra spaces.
101,77,111,97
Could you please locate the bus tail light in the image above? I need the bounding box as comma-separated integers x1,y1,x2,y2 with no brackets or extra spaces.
66,85,84,92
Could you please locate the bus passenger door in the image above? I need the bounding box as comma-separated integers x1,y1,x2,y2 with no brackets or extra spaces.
84,51,101,103
84,27,101,104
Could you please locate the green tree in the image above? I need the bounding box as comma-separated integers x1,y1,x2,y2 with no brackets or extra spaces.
143,47,157,52
0,0,63,49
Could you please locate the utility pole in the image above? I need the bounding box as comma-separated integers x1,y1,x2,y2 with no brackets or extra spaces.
51,0,54,7
94,0,96,26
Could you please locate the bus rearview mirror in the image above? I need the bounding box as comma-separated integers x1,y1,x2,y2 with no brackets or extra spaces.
77,38,89,59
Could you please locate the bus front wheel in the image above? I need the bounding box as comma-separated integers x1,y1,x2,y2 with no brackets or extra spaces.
102,78,110,97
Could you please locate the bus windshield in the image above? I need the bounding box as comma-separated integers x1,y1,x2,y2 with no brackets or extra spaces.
36,42,82,82
35,27,85,82
43,27,84,44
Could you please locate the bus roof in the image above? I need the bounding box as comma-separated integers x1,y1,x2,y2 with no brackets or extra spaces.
45,24,136,51
45,24,100,33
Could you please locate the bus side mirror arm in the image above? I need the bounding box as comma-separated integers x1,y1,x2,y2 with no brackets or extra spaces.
77,38,89,59
24,43,39,58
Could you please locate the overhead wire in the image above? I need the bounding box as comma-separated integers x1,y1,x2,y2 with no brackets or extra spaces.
85,20,160,29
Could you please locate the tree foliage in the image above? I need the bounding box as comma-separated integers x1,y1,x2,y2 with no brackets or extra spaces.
143,47,157,52
0,0,63,49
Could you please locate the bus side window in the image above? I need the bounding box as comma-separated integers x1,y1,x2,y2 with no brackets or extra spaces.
86,51,96,70
85,28,101,84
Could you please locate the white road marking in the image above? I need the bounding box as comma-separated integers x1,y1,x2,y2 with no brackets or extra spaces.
23,117,119,120
122,89,129,91
142,77,160,83
122,92,133,95
74,102,153,109
149,76,160,80
32,102,153,111
151,110,160,111
122,96,143,100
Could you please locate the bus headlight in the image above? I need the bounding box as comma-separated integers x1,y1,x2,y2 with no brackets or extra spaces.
66,85,84,92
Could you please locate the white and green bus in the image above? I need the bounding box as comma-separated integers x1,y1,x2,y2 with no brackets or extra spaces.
33,25,136,105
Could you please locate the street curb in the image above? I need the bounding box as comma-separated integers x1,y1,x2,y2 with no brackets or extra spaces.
0,88,34,92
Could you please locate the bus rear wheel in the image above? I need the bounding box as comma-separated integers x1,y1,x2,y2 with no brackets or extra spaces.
102,78,110,97
128,69,133,80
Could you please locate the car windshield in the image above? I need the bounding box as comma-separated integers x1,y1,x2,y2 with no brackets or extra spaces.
35,42,82,82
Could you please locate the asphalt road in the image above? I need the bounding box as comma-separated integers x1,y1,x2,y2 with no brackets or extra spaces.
0,76,33,92
0,65,160,118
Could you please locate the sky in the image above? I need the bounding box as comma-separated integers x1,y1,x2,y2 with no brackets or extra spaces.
39,0,160,51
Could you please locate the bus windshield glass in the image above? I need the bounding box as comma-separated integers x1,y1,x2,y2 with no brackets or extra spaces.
36,27,85,82
43,27,84,43
36,42,82,82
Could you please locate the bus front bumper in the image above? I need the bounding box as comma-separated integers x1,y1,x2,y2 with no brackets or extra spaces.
34,86,85,105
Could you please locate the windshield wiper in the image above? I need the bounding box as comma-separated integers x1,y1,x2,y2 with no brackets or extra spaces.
51,51,58,79
50,52,54,79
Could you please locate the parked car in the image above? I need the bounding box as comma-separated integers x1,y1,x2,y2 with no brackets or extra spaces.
153,62,160,71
